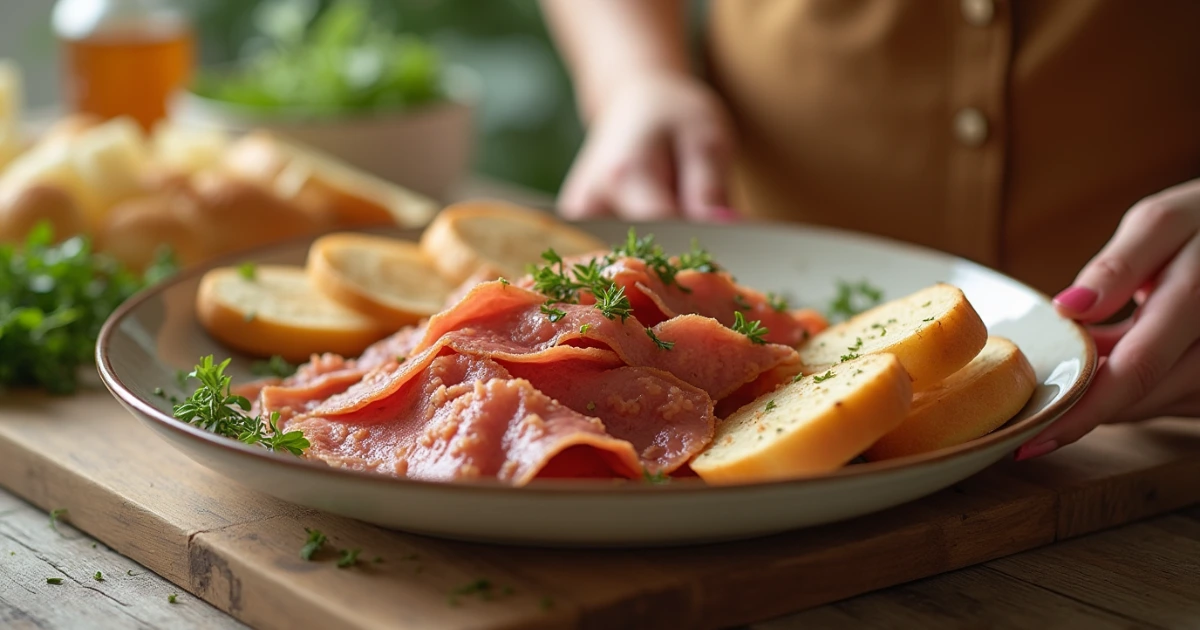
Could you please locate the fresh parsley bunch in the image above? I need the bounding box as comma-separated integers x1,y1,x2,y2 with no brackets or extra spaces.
172,355,310,456
0,224,177,395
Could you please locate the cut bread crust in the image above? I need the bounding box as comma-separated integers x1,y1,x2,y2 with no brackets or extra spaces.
307,232,453,329
865,336,1037,461
799,283,987,390
690,353,913,484
419,200,607,284
196,265,389,361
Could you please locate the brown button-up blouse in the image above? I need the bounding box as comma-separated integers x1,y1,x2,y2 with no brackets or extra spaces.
706,0,1200,294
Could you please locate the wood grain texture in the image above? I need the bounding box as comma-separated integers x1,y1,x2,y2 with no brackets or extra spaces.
755,565,1146,630
0,490,245,630
0,388,1197,630
987,517,1200,629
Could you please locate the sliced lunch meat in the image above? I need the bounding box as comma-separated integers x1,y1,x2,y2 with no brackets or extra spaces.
396,281,800,400
502,352,715,474
282,354,643,485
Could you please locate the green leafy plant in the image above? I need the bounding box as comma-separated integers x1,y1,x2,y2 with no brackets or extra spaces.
191,0,444,116
172,356,310,456
0,224,177,394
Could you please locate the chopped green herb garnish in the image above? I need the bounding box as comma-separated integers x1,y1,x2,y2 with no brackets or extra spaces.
733,294,752,311
579,323,592,334
300,528,327,561
767,292,790,313
827,280,884,322
813,371,835,383
586,401,596,412
126,570,136,576
397,356,407,364
595,283,633,321
764,400,777,413
0,224,178,394
871,323,887,337
921,301,932,308
678,239,718,273
848,337,864,352
642,468,670,484
791,373,804,383
93,571,103,582
91,542,96,549
539,304,567,323
498,277,510,286
250,355,297,379
46,577,63,585
337,548,361,568
237,262,256,280
172,356,310,456
153,387,165,398
855,369,864,375
454,579,493,595
922,317,934,322
839,353,860,363
645,328,674,350
168,593,177,604
731,311,769,345
49,508,67,530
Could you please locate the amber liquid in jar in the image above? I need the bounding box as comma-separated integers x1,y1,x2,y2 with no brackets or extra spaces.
61,26,193,130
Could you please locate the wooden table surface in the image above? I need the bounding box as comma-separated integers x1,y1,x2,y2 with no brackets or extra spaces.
3,485,1196,629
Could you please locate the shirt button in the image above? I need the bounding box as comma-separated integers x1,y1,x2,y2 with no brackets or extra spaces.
954,108,989,147
960,0,995,26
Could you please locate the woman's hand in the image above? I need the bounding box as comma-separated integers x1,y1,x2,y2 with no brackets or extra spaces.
1016,178,1200,460
558,73,737,222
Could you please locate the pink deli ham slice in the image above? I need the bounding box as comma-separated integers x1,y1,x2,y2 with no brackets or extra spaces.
502,353,714,474
405,281,799,400
281,353,644,485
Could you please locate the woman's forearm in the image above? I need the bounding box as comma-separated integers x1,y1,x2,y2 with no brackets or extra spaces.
539,0,691,121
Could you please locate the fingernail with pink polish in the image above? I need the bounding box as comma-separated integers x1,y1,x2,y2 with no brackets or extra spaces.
1053,286,1097,314
710,206,740,223
1015,440,1059,461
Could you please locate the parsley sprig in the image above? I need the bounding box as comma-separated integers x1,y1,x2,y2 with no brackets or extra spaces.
0,223,178,394
172,356,310,456
529,249,633,322
731,311,769,345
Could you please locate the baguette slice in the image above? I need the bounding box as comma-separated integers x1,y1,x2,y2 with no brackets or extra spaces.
691,354,913,485
307,232,453,328
420,200,607,284
866,336,1037,461
799,283,987,390
197,265,390,361
223,131,438,228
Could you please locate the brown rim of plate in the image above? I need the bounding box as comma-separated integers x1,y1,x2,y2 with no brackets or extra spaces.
96,220,1098,496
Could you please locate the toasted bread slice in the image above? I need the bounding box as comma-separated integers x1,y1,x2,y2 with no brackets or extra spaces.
222,131,438,229
307,232,453,328
420,200,607,284
196,265,389,361
799,283,987,390
690,354,912,485
865,336,1037,461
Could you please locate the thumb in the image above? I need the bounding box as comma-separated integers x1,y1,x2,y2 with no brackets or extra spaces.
674,125,736,222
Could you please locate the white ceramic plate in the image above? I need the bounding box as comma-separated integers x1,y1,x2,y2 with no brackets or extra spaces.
96,221,1095,547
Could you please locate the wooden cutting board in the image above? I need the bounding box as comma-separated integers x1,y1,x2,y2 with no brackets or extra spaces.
0,384,1197,630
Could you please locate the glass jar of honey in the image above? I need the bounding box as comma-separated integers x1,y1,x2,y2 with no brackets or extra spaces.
52,0,194,130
